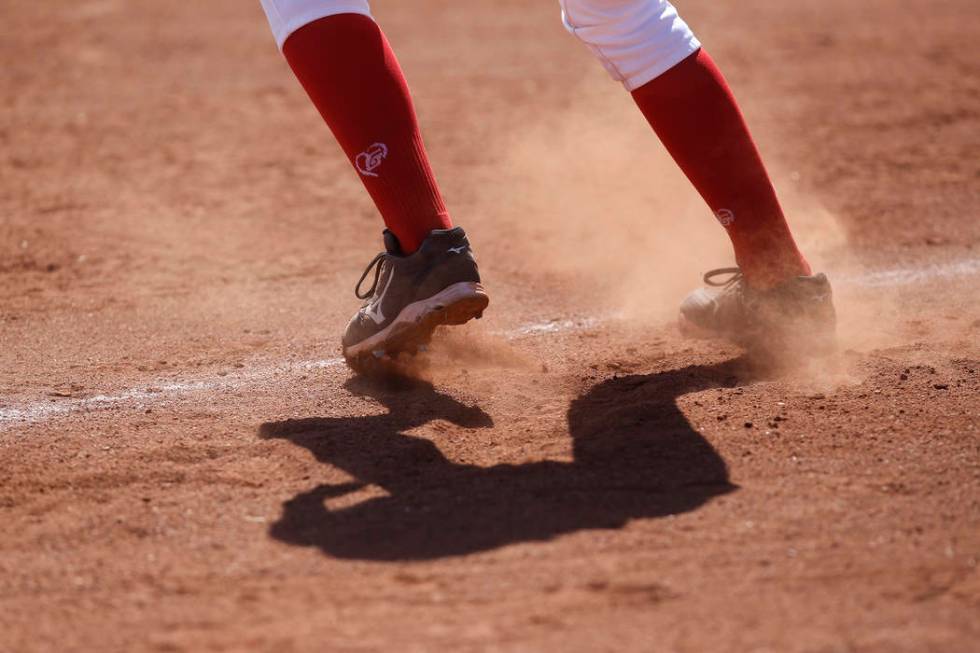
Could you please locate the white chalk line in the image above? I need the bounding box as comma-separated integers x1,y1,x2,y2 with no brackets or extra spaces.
835,257,980,288
1,257,977,429
0,359,347,428
0,320,599,429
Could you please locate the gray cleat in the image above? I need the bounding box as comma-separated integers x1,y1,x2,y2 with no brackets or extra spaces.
342,227,489,372
679,267,836,354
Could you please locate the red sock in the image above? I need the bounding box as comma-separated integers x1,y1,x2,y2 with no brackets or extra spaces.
282,14,452,254
632,49,810,288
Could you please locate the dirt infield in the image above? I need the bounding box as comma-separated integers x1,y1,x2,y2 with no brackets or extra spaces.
1,1,978,651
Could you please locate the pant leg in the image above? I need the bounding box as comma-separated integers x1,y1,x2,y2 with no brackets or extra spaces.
559,0,700,90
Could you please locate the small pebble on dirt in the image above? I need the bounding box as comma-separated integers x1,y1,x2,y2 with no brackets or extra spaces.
744,422,754,429
933,383,949,390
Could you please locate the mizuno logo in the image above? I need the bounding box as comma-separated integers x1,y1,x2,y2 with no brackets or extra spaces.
364,301,385,325
448,245,468,254
364,269,393,325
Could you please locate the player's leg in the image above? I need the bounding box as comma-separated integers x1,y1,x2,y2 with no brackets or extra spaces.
560,0,834,350
259,1,488,369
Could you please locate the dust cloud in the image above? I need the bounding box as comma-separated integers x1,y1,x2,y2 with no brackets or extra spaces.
451,76,967,376
482,86,728,322
475,77,888,346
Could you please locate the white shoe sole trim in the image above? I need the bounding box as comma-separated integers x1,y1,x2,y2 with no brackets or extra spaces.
343,282,486,359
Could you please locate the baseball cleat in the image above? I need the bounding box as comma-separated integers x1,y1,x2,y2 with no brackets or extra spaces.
679,267,836,354
342,227,489,372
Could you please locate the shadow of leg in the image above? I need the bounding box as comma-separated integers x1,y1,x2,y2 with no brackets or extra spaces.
260,358,748,560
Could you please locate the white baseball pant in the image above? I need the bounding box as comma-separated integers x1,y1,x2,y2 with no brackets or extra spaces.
259,0,700,89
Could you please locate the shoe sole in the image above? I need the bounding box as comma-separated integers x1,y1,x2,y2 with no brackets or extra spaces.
343,282,489,372
678,311,837,356
677,313,718,340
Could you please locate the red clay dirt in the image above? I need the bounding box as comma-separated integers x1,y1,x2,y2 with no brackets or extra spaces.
1,1,978,651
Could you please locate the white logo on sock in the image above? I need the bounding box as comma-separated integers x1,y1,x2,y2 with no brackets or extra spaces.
715,208,736,227
356,143,389,177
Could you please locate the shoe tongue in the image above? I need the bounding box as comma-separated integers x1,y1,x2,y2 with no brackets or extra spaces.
382,229,404,256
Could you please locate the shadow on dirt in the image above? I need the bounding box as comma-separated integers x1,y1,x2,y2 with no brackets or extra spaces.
259,359,748,561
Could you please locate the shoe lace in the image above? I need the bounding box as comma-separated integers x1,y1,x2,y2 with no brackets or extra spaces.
703,267,744,289
355,253,387,300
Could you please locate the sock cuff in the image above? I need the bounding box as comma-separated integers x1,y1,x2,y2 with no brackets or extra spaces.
260,0,374,50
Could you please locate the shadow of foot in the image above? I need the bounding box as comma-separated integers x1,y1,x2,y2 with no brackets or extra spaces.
259,361,747,560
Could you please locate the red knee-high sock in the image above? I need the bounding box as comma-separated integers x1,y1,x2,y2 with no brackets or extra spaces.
282,14,452,254
632,49,810,288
